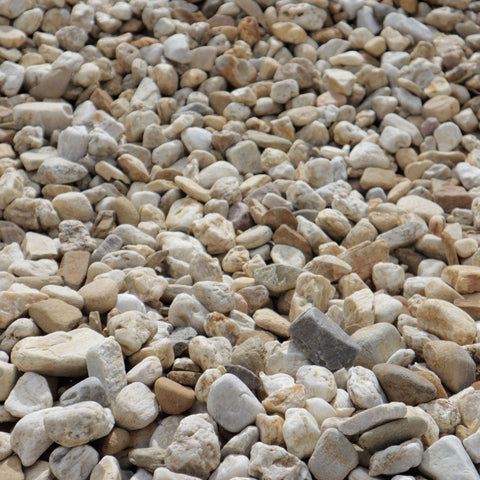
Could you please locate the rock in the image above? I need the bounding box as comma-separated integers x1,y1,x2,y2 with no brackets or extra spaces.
59,377,108,407
339,402,407,436
10,407,61,467
112,382,159,430
78,278,119,314
255,264,304,296
358,416,428,452
248,442,311,480
423,340,476,393
43,401,114,447
207,373,265,433
295,365,337,402
165,414,220,479
419,435,480,480
373,363,437,405
369,438,423,476
283,408,321,459
154,377,195,415
11,328,105,376
5,371,52,417
416,299,477,345
308,428,358,480
289,307,360,371
347,366,387,409
28,299,82,333
49,445,99,480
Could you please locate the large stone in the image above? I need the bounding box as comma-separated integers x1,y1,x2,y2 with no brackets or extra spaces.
43,401,115,447
419,435,480,480
207,374,265,433
423,340,476,393
11,328,105,376
28,298,82,333
13,102,72,136
416,299,477,345
289,307,360,371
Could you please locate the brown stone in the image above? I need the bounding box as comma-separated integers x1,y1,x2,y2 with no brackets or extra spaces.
90,88,113,112
442,265,480,294
252,308,290,338
304,255,352,282
340,239,390,280
117,154,150,182
166,370,201,387
0,220,25,244
360,168,398,190
238,16,261,46
100,427,130,456
154,377,196,414
91,210,116,239
238,285,271,316
0,455,23,480
78,278,118,313
261,207,297,231
423,340,476,393
373,363,437,405
29,298,82,333
273,224,312,260
113,197,139,226
216,54,257,88
59,250,90,290
432,180,472,213
422,95,460,122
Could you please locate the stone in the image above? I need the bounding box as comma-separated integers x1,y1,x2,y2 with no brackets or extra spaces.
164,414,221,479
289,307,360,371
49,445,99,480
369,438,423,477
28,299,82,333
339,402,407,436
347,366,387,409
193,281,235,314
86,336,127,405
373,363,437,405
248,442,311,480
11,327,105,377
283,408,321,459
423,340,476,393
44,401,114,447
308,428,358,480
10,407,61,467
112,382,158,430
358,416,428,452
295,365,337,402
207,373,265,433
0,283,48,329
5,372,52,417
78,278,119,314
189,336,232,370
59,377,108,407
419,435,480,480
416,299,477,345
164,34,191,63
154,377,195,415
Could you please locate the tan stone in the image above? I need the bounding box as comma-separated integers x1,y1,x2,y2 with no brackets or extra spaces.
340,239,390,280
154,377,195,415
29,298,82,333
78,278,119,313
441,265,480,294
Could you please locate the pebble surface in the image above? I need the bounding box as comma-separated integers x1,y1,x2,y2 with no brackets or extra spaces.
0,0,480,479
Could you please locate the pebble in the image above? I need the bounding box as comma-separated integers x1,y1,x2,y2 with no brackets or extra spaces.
0,0,477,477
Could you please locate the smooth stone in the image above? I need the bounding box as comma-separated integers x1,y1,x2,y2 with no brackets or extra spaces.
59,377,108,407
28,298,82,333
423,340,476,393
416,299,477,345
207,373,265,433
11,328,105,376
44,401,114,447
419,435,480,480
358,416,428,452
49,445,99,480
339,402,407,436
78,278,119,314
369,438,423,477
254,264,304,295
347,366,387,409
373,363,437,405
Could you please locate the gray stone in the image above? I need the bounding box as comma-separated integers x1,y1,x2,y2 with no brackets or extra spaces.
59,377,108,407
49,445,99,480
254,264,304,295
207,374,265,433
289,307,360,371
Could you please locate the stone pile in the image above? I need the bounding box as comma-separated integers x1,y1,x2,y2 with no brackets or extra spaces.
1,0,480,479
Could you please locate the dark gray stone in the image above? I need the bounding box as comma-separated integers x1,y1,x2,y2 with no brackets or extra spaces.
59,377,108,407
288,307,360,371
225,364,261,393
91,234,123,262
169,327,198,357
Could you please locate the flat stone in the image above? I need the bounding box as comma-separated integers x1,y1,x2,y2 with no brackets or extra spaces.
373,363,437,405
339,402,407,436
289,307,360,371
369,438,423,477
28,298,82,334
11,328,105,377
417,299,477,345
358,416,428,452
